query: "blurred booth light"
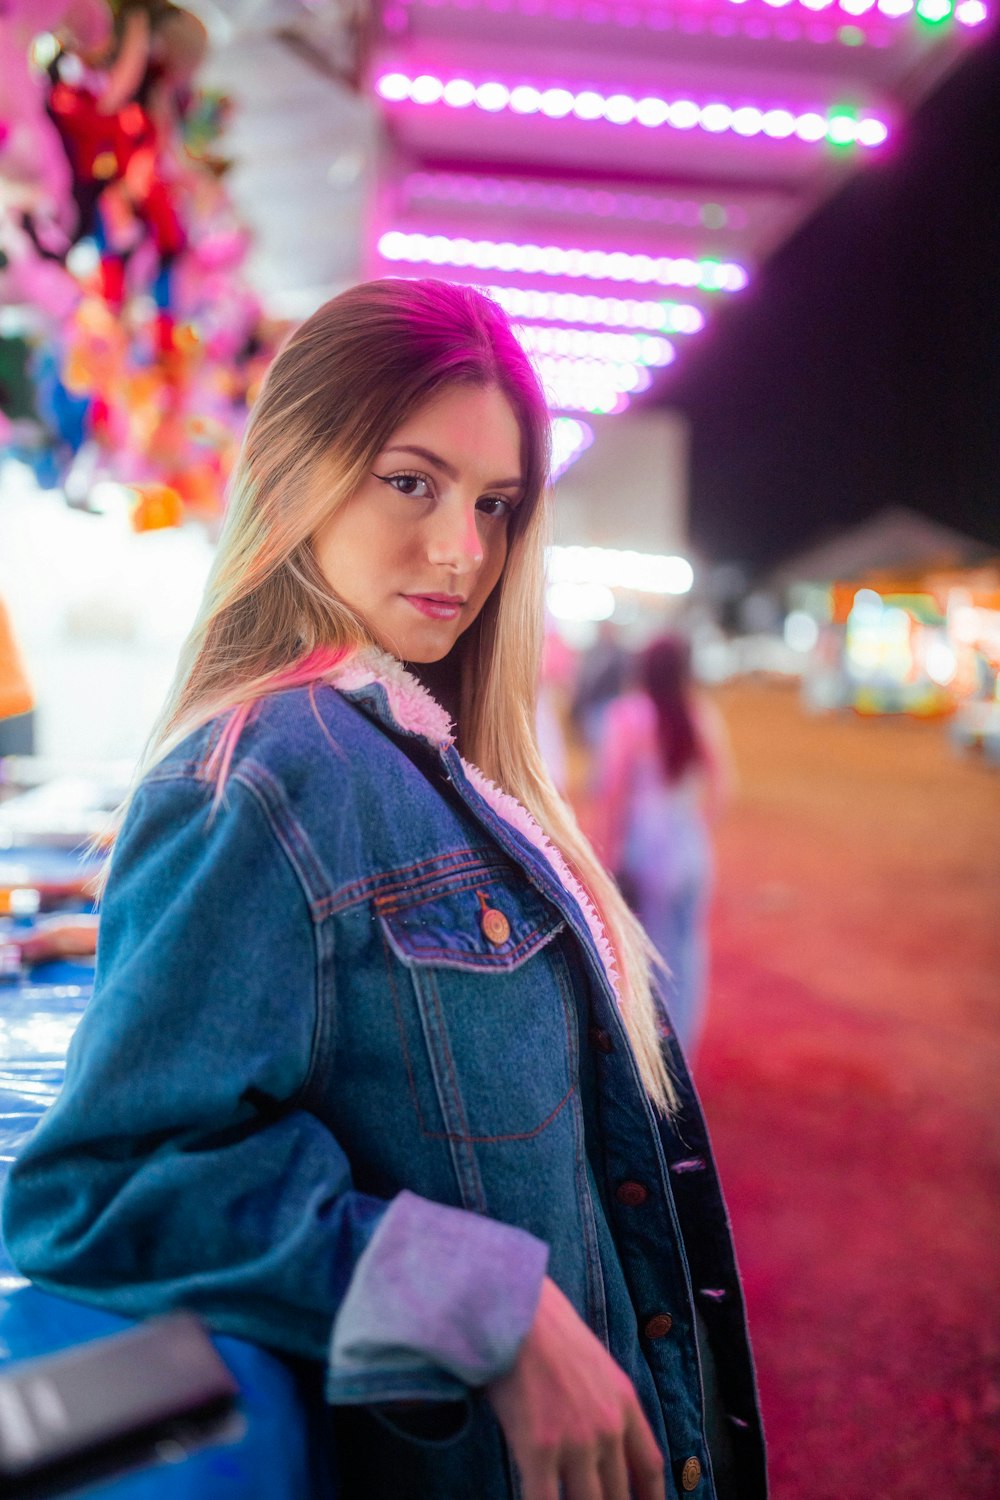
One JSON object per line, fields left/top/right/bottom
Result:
{"left": 924, "top": 639, "right": 957, "bottom": 686}
{"left": 375, "top": 73, "right": 891, "bottom": 149}
{"left": 550, "top": 417, "right": 594, "bottom": 478}
{"left": 547, "top": 546, "right": 694, "bottom": 596}
{"left": 546, "top": 581, "right": 617, "bottom": 622}
{"left": 784, "top": 610, "right": 820, "bottom": 652}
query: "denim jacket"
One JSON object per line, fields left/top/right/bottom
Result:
{"left": 2, "top": 650, "right": 766, "bottom": 1500}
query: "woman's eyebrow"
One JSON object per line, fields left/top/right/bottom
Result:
{"left": 381, "top": 444, "right": 524, "bottom": 490}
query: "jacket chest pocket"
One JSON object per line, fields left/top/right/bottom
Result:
{"left": 377, "top": 874, "right": 575, "bottom": 1143}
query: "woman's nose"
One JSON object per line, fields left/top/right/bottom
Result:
{"left": 425, "top": 498, "right": 483, "bottom": 571}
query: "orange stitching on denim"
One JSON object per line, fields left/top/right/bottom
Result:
{"left": 322, "top": 849, "right": 500, "bottom": 915}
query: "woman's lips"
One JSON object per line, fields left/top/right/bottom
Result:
{"left": 403, "top": 594, "right": 465, "bottom": 620}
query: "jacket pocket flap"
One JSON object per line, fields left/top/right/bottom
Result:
{"left": 377, "top": 877, "right": 563, "bottom": 973}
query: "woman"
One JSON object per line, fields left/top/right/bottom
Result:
{"left": 598, "top": 636, "right": 733, "bottom": 1060}
{"left": 2, "top": 280, "right": 763, "bottom": 1500}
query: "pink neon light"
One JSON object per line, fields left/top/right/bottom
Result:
{"left": 393, "top": 0, "right": 985, "bottom": 28}
{"left": 404, "top": 171, "right": 749, "bottom": 232}
{"left": 374, "top": 73, "right": 891, "bottom": 148}
{"left": 377, "top": 231, "right": 749, "bottom": 292}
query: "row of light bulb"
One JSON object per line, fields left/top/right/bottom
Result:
{"left": 378, "top": 232, "right": 748, "bottom": 291}
{"left": 376, "top": 73, "right": 891, "bottom": 148}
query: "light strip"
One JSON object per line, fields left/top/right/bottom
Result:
{"left": 377, "top": 232, "right": 749, "bottom": 292}
{"left": 514, "top": 324, "right": 676, "bottom": 367}
{"left": 375, "top": 73, "right": 891, "bottom": 148}
{"left": 485, "top": 285, "right": 705, "bottom": 334}
{"left": 391, "top": 0, "right": 986, "bottom": 25}
{"left": 404, "top": 171, "right": 750, "bottom": 233}
{"left": 547, "top": 545, "right": 695, "bottom": 596}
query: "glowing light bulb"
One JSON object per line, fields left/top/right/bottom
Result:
{"left": 510, "top": 84, "right": 542, "bottom": 113}
{"left": 442, "top": 78, "right": 476, "bottom": 107}
{"left": 827, "top": 114, "right": 858, "bottom": 144}
{"left": 762, "top": 109, "right": 796, "bottom": 138}
{"left": 857, "top": 117, "right": 889, "bottom": 146}
{"left": 700, "top": 103, "right": 733, "bottom": 132}
{"left": 540, "top": 88, "right": 575, "bottom": 117}
{"left": 377, "top": 72, "right": 411, "bottom": 101}
{"left": 410, "top": 74, "right": 443, "bottom": 104}
{"left": 955, "top": 0, "right": 987, "bottom": 21}
{"left": 636, "top": 97, "right": 671, "bottom": 127}
{"left": 669, "top": 100, "right": 700, "bottom": 129}
{"left": 573, "top": 90, "right": 605, "bottom": 120}
{"left": 731, "top": 106, "right": 764, "bottom": 136}
{"left": 604, "top": 94, "right": 636, "bottom": 124}
{"left": 475, "top": 81, "right": 510, "bottom": 110}
{"left": 916, "top": 0, "right": 952, "bottom": 17}
{"left": 795, "top": 112, "right": 829, "bottom": 141}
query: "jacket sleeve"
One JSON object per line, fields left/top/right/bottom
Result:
{"left": 1, "top": 767, "right": 547, "bottom": 1401}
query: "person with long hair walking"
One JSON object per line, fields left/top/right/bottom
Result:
{"left": 598, "top": 635, "right": 733, "bottom": 1059}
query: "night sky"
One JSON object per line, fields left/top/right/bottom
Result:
{"left": 665, "top": 23, "right": 1000, "bottom": 576}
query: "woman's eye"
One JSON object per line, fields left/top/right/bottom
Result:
{"left": 375, "top": 471, "right": 432, "bottom": 499}
{"left": 477, "top": 495, "right": 514, "bottom": 519}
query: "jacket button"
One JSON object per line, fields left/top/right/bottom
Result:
{"left": 481, "top": 908, "right": 511, "bottom": 945}
{"left": 681, "top": 1457, "right": 702, "bottom": 1491}
{"left": 588, "top": 1026, "right": 613, "bottom": 1054}
{"left": 643, "top": 1314, "right": 673, "bottom": 1340}
{"left": 615, "top": 1180, "right": 649, "bottom": 1207}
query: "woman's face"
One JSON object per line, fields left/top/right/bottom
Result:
{"left": 313, "top": 384, "right": 525, "bottom": 663}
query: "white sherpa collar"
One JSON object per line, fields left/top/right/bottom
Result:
{"left": 328, "top": 646, "right": 456, "bottom": 749}
{"left": 327, "top": 647, "right": 622, "bottom": 1004}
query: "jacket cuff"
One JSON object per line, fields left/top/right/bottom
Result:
{"left": 326, "top": 1190, "right": 549, "bottom": 1405}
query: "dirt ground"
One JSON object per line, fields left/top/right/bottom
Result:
{"left": 692, "top": 680, "right": 1000, "bottom": 1500}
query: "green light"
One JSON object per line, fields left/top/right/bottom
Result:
{"left": 837, "top": 24, "right": 866, "bottom": 44}
{"left": 916, "top": 0, "right": 952, "bottom": 19}
{"left": 701, "top": 204, "right": 728, "bottom": 230}
{"left": 827, "top": 114, "right": 858, "bottom": 145}
{"left": 697, "top": 259, "right": 723, "bottom": 291}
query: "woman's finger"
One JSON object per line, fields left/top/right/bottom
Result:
{"left": 623, "top": 1402, "right": 667, "bottom": 1500}
{"left": 596, "top": 1433, "right": 632, "bottom": 1500}
{"left": 515, "top": 1448, "right": 561, "bottom": 1500}
{"left": 561, "top": 1449, "right": 604, "bottom": 1500}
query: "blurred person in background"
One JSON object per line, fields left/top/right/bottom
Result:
{"left": 570, "top": 617, "right": 629, "bottom": 754}
{"left": 597, "top": 634, "right": 734, "bottom": 1060}
{"left": 3, "top": 282, "right": 762, "bottom": 1500}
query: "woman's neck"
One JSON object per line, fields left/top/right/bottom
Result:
{"left": 403, "top": 655, "right": 462, "bottom": 728}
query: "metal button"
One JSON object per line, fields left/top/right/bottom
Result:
{"left": 643, "top": 1314, "right": 673, "bottom": 1340}
{"left": 481, "top": 908, "right": 511, "bottom": 946}
{"left": 615, "top": 1180, "right": 649, "bottom": 1207}
{"left": 588, "top": 1026, "right": 613, "bottom": 1054}
{"left": 681, "top": 1457, "right": 702, "bottom": 1491}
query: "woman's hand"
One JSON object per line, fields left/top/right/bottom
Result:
{"left": 486, "top": 1276, "right": 666, "bottom": 1500}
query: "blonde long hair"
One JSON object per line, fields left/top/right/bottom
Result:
{"left": 125, "top": 278, "right": 675, "bottom": 1113}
